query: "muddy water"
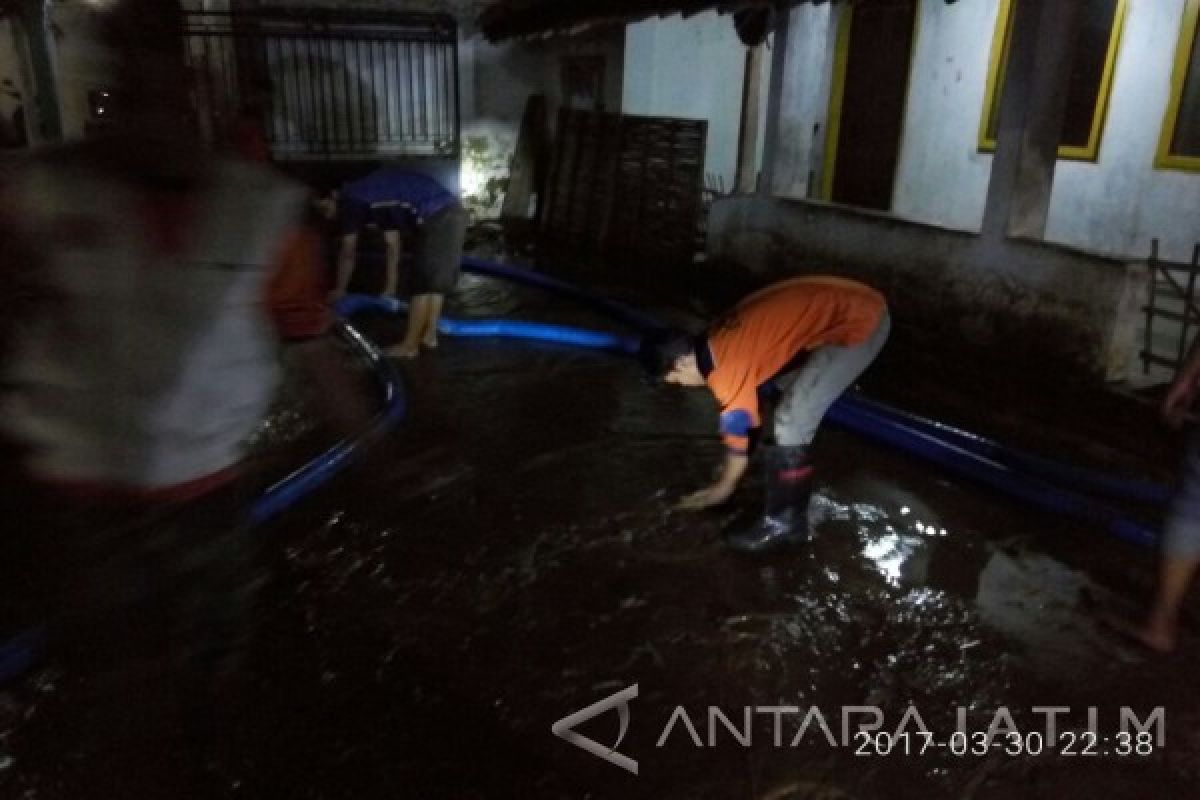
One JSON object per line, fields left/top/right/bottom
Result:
{"left": 2, "top": 276, "right": 1197, "bottom": 799}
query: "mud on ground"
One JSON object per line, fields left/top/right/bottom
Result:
{"left": 1, "top": 274, "right": 1195, "bottom": 800}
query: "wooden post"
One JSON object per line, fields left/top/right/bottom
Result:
{"left": 502, "top": 93, "right": 548, "bottom": 221}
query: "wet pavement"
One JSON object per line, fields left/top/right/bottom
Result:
{"left": 2, "top": 273, "right": 1199, "bottom": 799}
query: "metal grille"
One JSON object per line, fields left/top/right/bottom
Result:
{"left": 1142, "top": 239, "right": 1200, "bottom": 379}
{"left": 541, "top": 108, "right": 707, "bottom": 266}
{"left": 182, "top": 9, "right": 459, "bottom": 160}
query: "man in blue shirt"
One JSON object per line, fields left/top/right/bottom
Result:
{"left": 317, "top": 167, "right": 467, "bottom": 358}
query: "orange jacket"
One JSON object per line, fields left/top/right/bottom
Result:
{"left": 703, "top": 276, "right": 886, "bottom": 453}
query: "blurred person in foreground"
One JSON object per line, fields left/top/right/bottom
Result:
{"left": 1125, "top": 340, "right": 1200, "bottom": 652}
{"left": 0, "top": 0, "right": 368, "bottom": 793}
{"left": 644, "top": 276, "right": 889, "bottom": 553}
{"left": 315, "top": 167, "right": 467, "bottom": 358}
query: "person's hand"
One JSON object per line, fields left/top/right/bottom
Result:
{"left": 675, "top": 484, "right": 733, "bottom": 511}
{"left": 1162, "top": 376, "right": 1198, "bottom": 429}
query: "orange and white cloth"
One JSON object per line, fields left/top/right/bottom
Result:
{"left": 0, "top": 151, "right": 326, "bottom": 501}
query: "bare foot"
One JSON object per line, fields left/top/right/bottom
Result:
{"left": 387, "top": 342, "right": 419, "bottom": 359}
{"left": 1133, "top": 618, "right": 1177, "bottom": 653}
{"left": 1102, "top": 611, "right": 1177, "bottom": 653}
{"left": 422, "top": 333, "right": 438, "bottom": 349}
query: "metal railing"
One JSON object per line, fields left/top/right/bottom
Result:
{"left": 1141, "top": 238, "right": 1200, "bottom": 378}
{"left": 182, "top": 9, "right": 460, "bottom": 160}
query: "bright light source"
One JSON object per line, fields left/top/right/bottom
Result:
{"left": 460, "top": 158, "right": 484, "bottom": 198}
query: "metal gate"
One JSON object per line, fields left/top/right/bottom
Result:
{"left": 181, "top": 9, "right": 459, "bottom": 160}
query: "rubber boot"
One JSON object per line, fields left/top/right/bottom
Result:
{"left": 726, "top": 445, "right": 814, "bottom": 553}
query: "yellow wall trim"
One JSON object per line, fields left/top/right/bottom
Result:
{"left": 820, "top": 0, "right": 921, "bottom": 203}
{"left": 978, "top": 0, "right": 1128, "bottom": 163}
{"left": 821, "top": 5, "right": 853, "bottom": 201}
{"left": 1156, "top": 0, "right": 1200, "bottom": 172}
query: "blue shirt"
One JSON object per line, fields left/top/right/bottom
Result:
{"left": 340, "top": 168, "right": 456, "bottom": 226}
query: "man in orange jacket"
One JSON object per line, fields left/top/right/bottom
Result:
{"left": 648, "top": 276, "right": 890, "bottom": 552}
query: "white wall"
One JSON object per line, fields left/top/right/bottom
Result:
{"left": 621, "top": 20, "right": 657, "bottom": 116}
{"left": 891, "top": 0, "right": 1200, "bottom": 261}
{"left": 891, "top": 0, "right": 999, "bottom": 232}
{"left": 622, "top": 11, "right": 748, "bottom": 192}
{"left": 1046, "top": 0, "right": 1200, "bottom": 262}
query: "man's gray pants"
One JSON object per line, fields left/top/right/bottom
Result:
{"left": 773, "top": 311, "right": 891, "bottom": 447}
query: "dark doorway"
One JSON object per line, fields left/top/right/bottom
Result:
{"left": 826, "top": 0, "right": 917, "bottom": 211}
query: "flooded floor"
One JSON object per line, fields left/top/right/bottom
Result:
{"left": 2, "top": 274, "right": 1198, "bottom": 799}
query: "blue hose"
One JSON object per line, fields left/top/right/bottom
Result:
{"left": 836, "top": 393, "right": 1172, "bottom": 507}
{"left": 250, "top": 320, "right": 407, "bottom": 525}
{"left": 351, "top": 254, "right": 671, "bottom": 336}
{"left": 825, "top": 400, "right": 1159, "bottom": 549}
{"left": 461, "top": 256, "right": 673, "bottom": 336}
{"left": 334, "top": 294, "right": 642, "bottom": 355}
{"left": 440, "top": 317, "right": 641, "bottom": 354}
{"left": 0, "top": 627, "right": 46, "bottom": 688}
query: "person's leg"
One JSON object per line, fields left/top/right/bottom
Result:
{"left": 422, "top": 293, "right": 444, "bottom": 348}
{"left": 1136, "top": 438, "right": 1200, "bottom": 651}
{"left": 331, "top": 199, "right": 369, "bottom": 298}
{"left": 728, "top": 312, "right": 890, "bottom": 553}
{"left": 774, "top": 311, "right": 891, "bottom": 448}
{"left": 381, "top": 229, "right": 401, "bottom": 298}
{"left": 1140, "top": 556, "right": 1200, "bottom": 652}
{"left": 389, "top": 293, "right": 431, "bottom": 359}
{"left": 390, "top": 204, "right": 465, "bottom": 359}
{"left": 417, "top": 204, "right": 465, "bottom": 350}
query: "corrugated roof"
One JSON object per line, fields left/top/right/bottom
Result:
{"left": 478, "top": 0, "right": 941, "bottom": 42}
{"left": 479, "top": 0, "right": 769, "bottom": 41}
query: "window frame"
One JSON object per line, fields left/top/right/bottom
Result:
{"left": 977, "top": 0, "right": 1128, "bottom": 162}
{"left": 1156, "top": 0, "right": 1200, "bottom": 172}
{"left": 820, "top": 0, "right": 922, "bottom": 203}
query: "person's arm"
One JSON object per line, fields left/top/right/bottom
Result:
{"left": 382, "top": 229, "right": 401, "bottom": 297}
{"left": 331, "top": 232, "right": 357, "bottom": 300}
{"left": 1164, "top": 336, "right": 1200, "bottom": 428}
{"left": 268, "top": 229, "right": 373, "bottom": 435}
{"left": 676, "top": 452, "right": 749, "bottom": 510}
{"left": 676, "top": 405, "right": 757, "bottom": 511}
